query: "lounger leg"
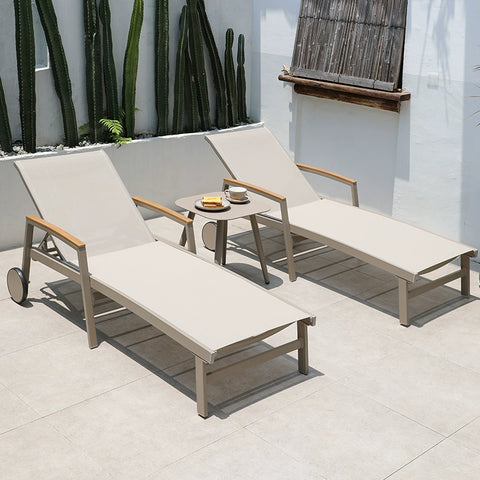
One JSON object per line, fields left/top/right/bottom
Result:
{"left": 398, "top": 278, "right": 410, "bottom": 327}
{"left": 283, "top": 227, "right": 296, "bottom": 282}
{"left": 297, "top": 321, "right": 309, "bottom": 374}
{"left": 179, "top": 212, "right": 196, "bottom": 247}
{"left": 461, "top": 254, "right": 470, "bottom": 296}
{"left": 195, "top": 356, "right": 208, "bottom": 418}
{"left": 78, "top": 249, "right": 98, "bottom": 349}
{"left": 21, "top": 221, "right": 34, "bottom": 284}
{"left": 249, "top": 215, "right": 270, "bottom": 284}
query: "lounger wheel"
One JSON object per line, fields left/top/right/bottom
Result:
{"left": 202, "top": 221, "right": 217, "bottom": 251}
{"left": 7, "top": 267, "right": 28, "bottom": 304}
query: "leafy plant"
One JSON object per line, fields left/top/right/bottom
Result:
{"left": 99, "top": 116, "right": 131, "bottom": 145}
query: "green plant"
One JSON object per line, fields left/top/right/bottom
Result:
{"left": 122, "top": 0, "right": 144, "bottom": 138}
{"left": 0, "top": 75, "right": 12, "bottom": 153}
{"left": 35, "top": 0, "right": 78, "bottom": 147}
{"left": 14, "top": 0, "right": 36, "bottom": 153}
{"left": 99, "top": 117, "right": 131, "bottom": 145}
{"left": 99, "top": 0, "right": 119, "bottom": 121}
{"left": 84, "top": 0, "right": 103, "bottom": 142}
{"left": 236, "top": 34, "right": 248, "bottom": 123}
{"left": 185, "top": 48, "right": 199, "bottom": 133}
{"left": 172, "top": 6, "right": 188, "bottom": 134}
{"left": 224, "top": 28, "right": 237, "bottom": 127}
{"left": 197, "top": 0, "right": 226, "bottom": 129}
{"left": 187, "top": 0, "right": 211, "bottom": 131}
{"left": 155, "top": 0, "right": 169, "bottom": 136}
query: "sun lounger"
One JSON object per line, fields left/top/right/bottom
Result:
{"left": 205, "top": 125, "right": 477, "bottom": 326}
{"left": 6, "top": 149, "right": 314, "bottom": 417}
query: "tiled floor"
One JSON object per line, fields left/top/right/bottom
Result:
{"left": 1, "top": 216, "right": 479, "bottom": 479}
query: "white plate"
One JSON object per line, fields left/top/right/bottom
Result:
{"left": 226, "top": 194, "right": 249, "bottom": 204}
{"left": 195, "top": 198, "right": 231, "bottom": 212}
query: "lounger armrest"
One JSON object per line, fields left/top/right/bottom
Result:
{"left": 26, "top": 215, "right": 85, "bottom": 250}
{"left": 296, "top": 163, "right": 359, "bottom": 207}
{"left": 222, "top": 178, "right": 286, "bottom": 202}
{"left": 132, "top": 196, "right": 196, "bottom": 253}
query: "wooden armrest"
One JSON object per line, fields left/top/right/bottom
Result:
{"left": 132, "top": 196, "right": 193, "bottom": 225}
{"left": 296, "top": 163, "right": 356, "bottom": 185}
{"left": 296, "top": 163, "right": 359, "bottom": 207}
{"left": 222, "top": 178, "right": 285, "bottom": 202}
{"left": 26, "top": 215, "right": 85, "bottom": 250}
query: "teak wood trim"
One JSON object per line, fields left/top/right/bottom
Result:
{"left": 132, "top": 196, "right": 193, "bottom": 225}
{"left": 222, "top": 177, "right": 285, "bottom": 202}
{"left": 26, "top": 214, "right": 85, "bottom": 250}
{"left": 279, "top": 74, "right": 410, "bottom": 113}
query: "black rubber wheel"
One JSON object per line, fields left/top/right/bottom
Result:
{"left": 7, "top": 267, "right": 28, "bottom": 304}
{"left": 201, "top": 221, "right": 217, "bottom": 252}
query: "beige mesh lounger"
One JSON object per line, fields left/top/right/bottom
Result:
{"left": 205, "top": 125, "right": 477, "bottom": 326}
{"left": 6, "top": 150, "right": 314, "bottom": 417}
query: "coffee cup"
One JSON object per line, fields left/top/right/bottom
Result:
{"left": 225, "top": 186, "right": 247, "bottom": 200}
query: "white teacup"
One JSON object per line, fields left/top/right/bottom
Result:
{"left": 226, "top": 186, "right": 247, "bottom": 200}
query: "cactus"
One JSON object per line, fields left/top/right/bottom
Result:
{"left": 99, "top": 0, "right": 119, "bottom": 121}
{"left": 236, "top": 34, "right": 247, "bottom": 123}
{"left": 0, "top": 75, "right": 13, "bottom": 153}
{"left": 172, "top": 6, "right": 188, "bottom": 134}
{"left": 35, "top": 0, "right": 78, "bottom": 147}
{"left": 84, "top": 0, "right": 103, "bottom": 142}
{"left": 185, "top": 49, "right": 199, "bottom": 133}
{"left": 14, "top": 0, "right": 36, "bottom": 153}
{"left": 197, "top": 0, "right": 226, "bottom": 129}
{"left": 187, "top": 0, "right": 210, "bottom": 131}
{"left": 122, "top": 0, "right": 144, "bottom": 138}
{"left": 155, "top": 0, "right": 169, "bottom": 136}
{"left": 224, "top": 28, "right": 237, "bottom": 126}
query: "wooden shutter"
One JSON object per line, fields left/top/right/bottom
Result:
{"left": 290, "top": 0, "right": 408, "bottom": 92}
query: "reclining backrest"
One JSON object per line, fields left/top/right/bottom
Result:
{"left": 206, "top": 126, "right": 319, "bottom": 207}
{"left": 15, "top": 149, "right": 154, "bottom": 261}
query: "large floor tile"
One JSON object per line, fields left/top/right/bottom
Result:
{"left": 0, "top": 384, "right": 39, "bottom": 434}
{"left": 248, "top": 383, "right": 443, "bottom": 480}
{"left": 452, "top": 417, "right": 480, "bottom": 453}
{"left": 150, "top": 428, "right": 326, "bottom": 479}
{"left": 0, "top": 331, "right": 150, "bottom": 416}
{"left": 46, "top": 375, "right": 239, "bottom": 479}
{"left": 341, "top": 345, "right": 480, "bottom": 435}
{"left": 0, "top": 419, "right": 113, "bottom": 480}
{"left": 388, "top": 438, "right": 480, "bottom": 480}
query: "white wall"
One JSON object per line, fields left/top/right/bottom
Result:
{"left": 254, "top": 0, "right": 480, "bottom": 259}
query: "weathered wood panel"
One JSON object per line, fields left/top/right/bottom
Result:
{"left": 291, "top": 0, "right": 408, "bottom": 92}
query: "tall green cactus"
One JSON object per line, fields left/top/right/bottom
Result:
{"left": 236, "top": 34, "right": 247, "bottom": 124}
{"left": 185, "top": 49, "right": 199, "bottom": 133}
{"left": 0, "top": 75, "right": 13, "bottom": 153}
{"left": 35, "top": 0, "right": 78, "bottom": 147}
{"left": 99, "top": 0, "right": 119, "bottom": 121}
{"left": 14, "top": 0, "right": 36, "bottom": 153}
{"left": 172, "top": 6, "right": 188, "bottom": 134}
{"left": 197, "top": 0, "right": 226, "bottom": 129}
{"left": 224, "top": 28, "right": 237, "bottom": 127}
{"left": 122, "top": 0, "right": 144, "bottom": 138}
{"left": 84, "top": 0, "right": 103, "bottom": 142}
{"left": 155, "top": 0, "right": 169, "bottom": 136}
{"left": 187, "top": 0, "right": 210, "bottom": 131}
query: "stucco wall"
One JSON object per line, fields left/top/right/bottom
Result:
{"left": 254, "top": 0, "right": 480, "bottom": 260}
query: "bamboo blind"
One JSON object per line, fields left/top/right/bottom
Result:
{"left": 291, "top": 0, "right": 408, "bottom": 91}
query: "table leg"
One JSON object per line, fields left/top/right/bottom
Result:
{"left": 179, "top": 211, "right": 195, "bottom": 246}
{"left": 249, "top": 215, "right": 270, "bottom": 284}
{"left": 214, "top": 220, "right": 227, "bottom": 265}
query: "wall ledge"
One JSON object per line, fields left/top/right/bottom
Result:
{"left": 279, "top": 74, "right": 410, "bottom": 113}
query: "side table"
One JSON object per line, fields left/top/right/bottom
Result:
{"left": 175, "top": 192, "right": 271, "bottom": 283}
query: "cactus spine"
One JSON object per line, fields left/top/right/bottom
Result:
{"left": 197, "top": 0, "right": 226, "bottom": 129}
{"left": 172, "top": 6, "right": 187, "bottom": 134}
{"left": 99, "top": 0, "right": 119, "bottom": 121}
{"left": 35, "top": 0, "right": 78, "bottom": 147}
{"left": 224, "top": 28, "right": 237, "bottom": 127}
{"left": 14, "top": 0, "right": 36, "bottom": 153}
{"left": 0, "top": 75, "right": 12, "bottom": 152}
{"left": 155, "top": 0, "right": 169, "bottom": 136}
{"left": 236, "top": 34, "right": 247, "bottom": 123}
{"left": 187, "top": 0, "right": 210, "bottom": 131}
{"left": 84, "top": 0, "right": 103, "bottom": 142}
{"left": 122, "top": 0, "right": 144, "bottom": 138}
